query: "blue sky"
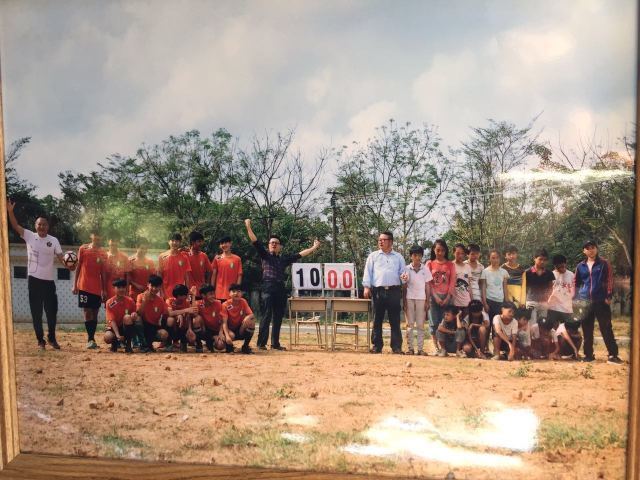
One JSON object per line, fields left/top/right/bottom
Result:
{"left": 1, "top": 0, "right": 636, "bottom": 196}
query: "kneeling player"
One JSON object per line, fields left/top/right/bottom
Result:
{"left": 192, "top": 284, "right": 227, "bottom": 353}
{"left": 435, "top": 306, "right": 466, "bottom": 357}
{"left": 461, "top": 300, "right": 490, "bottom": 358}
{"left": 136, "top": 275, "right": 170, "bottom": 352}
{"left": 551, "top": 318, "right": 582, "bottom": 360}
{"left": 222, "top": 284, "right": 255, "bottom": 354}
{"left": 104, "top": 278, "right": 138, "bottom": 353}
{"left": 165, "top": 284, "right": 198, "bottom": 352}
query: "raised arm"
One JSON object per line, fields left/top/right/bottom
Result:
{"left": 299, "top": 239, "right": 321, "bottom": 257}
{"left": 244, "top": 219, "right": 258, "bottom": 243}
{"left": 6, "top": 199, "right": 24, "bottom": 237}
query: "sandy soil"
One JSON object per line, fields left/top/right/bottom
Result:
{"left": 15, "top": 328, "right": 629, "bottom": 479}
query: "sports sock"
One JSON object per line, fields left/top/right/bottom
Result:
{"left": 243, "top": 328, "right": 255, "bottom": 347}
{"left": 85, "top": 320, "right": 97, "bottom": 342}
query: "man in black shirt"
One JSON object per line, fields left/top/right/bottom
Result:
{"left": 244, "top": 219, "right": 321, "bottom": 350}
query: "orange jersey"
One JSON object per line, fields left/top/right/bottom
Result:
{"left": 187, "top": 250, "right": 212, "bottom": 289}
{"left": 166, "top": 296, "right": 191, "bottom": 313}
{"left": 105, "top": 295, "right": 136, "bottom": 330}
{"left": 136, "top": 292, "right": 168, "bottom": 326}
{"left": 197, "top": 299, "right": 226, "bottom": 332}
{"left": 158, "top": 251, "right": 192, "bottom": 298}
{"left": 105, "top": 250, "right": 131, "bottom": 298}
{"left": 222, "top": 298, "right": 253, "bottom": 330}
{"left": 212, "top": 254, "right": 242, "bottom": 300}
{"left": 128, "top": 256, "right": 155, "bottom": 299}
{"left": 76, "top": 244, "right": 107, "bottom": 296}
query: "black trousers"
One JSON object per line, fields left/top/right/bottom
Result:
{"left": 579, "top": 300, "right": 618, "bottom": 358}
{"left": 257, "top": 282, "right": 287, "bottom": 348}
{"left": 28, "top": 276, "right": 58, "bottom": 342}
{"left": 371, "top": 287, "right": 402, "bottom": 351}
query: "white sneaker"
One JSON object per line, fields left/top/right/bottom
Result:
{"left": 437, "top": 350, "right": 447, "bottom": 357}
{"left": 86, "top": 340, "right": 98, "bottom": 350}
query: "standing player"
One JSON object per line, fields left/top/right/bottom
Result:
{"left": 211, "top": 235, "right": 243, "bottom": 302}
{"left": 136, "top": 274, "right": 170, "bottom": 352}
{"left": 73, "top": 227, "right": 107, "bottom": 349}
{"left": 222, "top": 284, "right": 256, "bottom": 354}
{"left": 165, "top": 284, "right": 198, "bottom": 352}
{"left": 6, "top": 199, "right": 73, "bottom": 350}
{"left": 104, "top": 233, "right": 130, "bottom": 299}
{"left": 157, "top": 233, "right": 193, "bottom": 299}
{"left": 104, "top": 279, "right": 138, "bottom": 353}
{"left": 501, "top": 245, "right": 526, "bottom": 306}
{"left": 187, "top": 231, "right": 213, "bottom": 294}
{"left": 192, "top": 284, "right": 227, "bottom": 352}
{"left": 128, "top": 238, "right": 155, "bottom": 300}
{"left": 244, "top": 219, "right": 321, "bottom": 351}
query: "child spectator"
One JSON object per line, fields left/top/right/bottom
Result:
{"left": 501, "top": 245, "right": 526, "bottom": 306}
{"left": 435, "top": 305, "right": 466, "bottom": 357}
{"left": 403, "top": 245, "right": 432, "bottom": 355}
{"left": 520, "top": 248, "right": 555, "bottom": 345}
{"left": 452, "top": 243, "right": 472, "bottom": 318}
{"left": 547, "top": 254, "right": 575, "bottom": 327}
{"left": 492, "top": 302, "right": 518, "bottom": 361}
{"left": 461, "top": 299, "right": 490, "bottom": 358}
{"left": 465, "top": 243, "right": 484, "bottom": 301}
{"left": 426, "top": 239, "right": 456, "bottom": 353}
{"left": 551, "top": 317, "right": 583, "bottom": 360}
{"left": 480, "top": 249, "right": 509, "bottom": 330}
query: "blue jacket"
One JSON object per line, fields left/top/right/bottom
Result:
{"left": 574, "top": 256, "right": 613, "bottom": 302}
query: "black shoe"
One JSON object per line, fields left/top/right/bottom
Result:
{"left": 392, "top": 349, "right": 404, "bottom": 355}
{"left": 258, "top": 345, "right": 268, "bottom": 351}
{"left": 271, "top": 345, "right": 287, "bottom": 351}
{"left": 47, "top": 337, "right": 61, "bottom": 350}
{"left": 582, "top": 355, "right": 595, "bottom": 362}
{"left": 225, "top": 343, "right": 234, "bottom": 353}
{"left": 205, "top": 339, "right": 214, "bottom": 352}
{"left": 180, "top": 341, "right": 188, "bottom": 353}
{"left": 37, "top": 340, "right": 46, "bottom": 351}
{"left": 369, "top": 348, "right": 382, "bottom": 354}
{"left": 125, "top": 345, "right": 134, "bottom": 354}
{"left": 241, "top": 345, "right": 254, "bottom": 354}
{"left": 607, "top": 355, "right": 623, "bottom": 365}
{"left": 110, "top": 341, "right": 119, "bottom": 353}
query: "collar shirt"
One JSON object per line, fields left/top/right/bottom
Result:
{"left": 362, "top": 249, "right": 405, "bottom": 288}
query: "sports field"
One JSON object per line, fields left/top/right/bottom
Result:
{"left": 15, "top": 327, "right": 629, "bottom": 480}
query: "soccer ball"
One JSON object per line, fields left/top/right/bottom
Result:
{"left": 63, "top": 251, "right": 78, "bottom": 268}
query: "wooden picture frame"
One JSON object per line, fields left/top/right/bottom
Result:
{"left": 0, "top": 14, "right": 639, "bottom": 480}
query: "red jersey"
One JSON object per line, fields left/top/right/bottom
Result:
{"left": 128, "top": 256, "right": 155, "bottom": 299}
{"left": 76, "top": 244, "right": 107, "bottom": 296}
{"left": 166, "top": 296, "right": 191, "bottom": 313}
{"left": 212, "top": 254, "right": 242, "bottom": 300}
{"left": 222, "top": 298, "right": 253, "bottom": 330}
{"left": 136, "top": 292, "right": 168, "bottom": 326}
{"left": 105, "top": 295, "right": 136, "bottom": 330}
{"left": 105, "top": 250, "right": 130, "bottom": 298}
{"left": 187, "top": 250, "right": 213, "bottom": 290}
{"left": 197, "top": 299, "right": 226, "bottom": 332}
{"left": 157, "top": 251, "right": 192, "bottom": 299}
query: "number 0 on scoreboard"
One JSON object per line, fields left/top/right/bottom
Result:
{"left": 292, "top": 263, "right": 323, "bottom": 290}
{"left": 323, "top": 263, "right": 356, "bottom": 290}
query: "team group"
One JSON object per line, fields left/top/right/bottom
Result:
{"left": 362, "top": 232, "right": 622, "bottom": 364}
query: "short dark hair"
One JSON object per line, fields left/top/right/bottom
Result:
{"left": 199, "top": 284, "right": 215, "bottom": 295}
{"left": 505, "top": 245, "right": 519, "bottom": 254}
{"left": 218, "top": 235, "right": 232, "bottom": 244}
{"left": 552, "top": 254, "right": 567, "bottom": 266}
{"left": 501, "top": 301, "right": 516, "bottom": 311}
{"left": 172, "top": 284, "right": 189, "bottom": 297}
{"left": 379, "top": 231, "right": 394, "bottom": 241}
{"left": 269, "top": 235, "right": 282, "bottom": 244}
{"left": 188, "top": 231, "right": 204, "bottom": 244}
{"left": 443, "top": 305, "right": 459, "bottom": 316}
{"left": 583, "top": 240, "right": 598, "bottom": 249}
{"left": 35, "top": 215, "right": 50, "bottom": 224}
{"left": 148, "top": 274, "right": 163, "bottom": 287}
{"left": 169, "top": 233, "right": 182, "bottom": 241}
{"left": 454, "top": 243, "right": 469, "bottom": 255}
{"left": 468, "top": 243, "right": 480, "bottom": 253}
{"left": 228, "top": 283, "right": 243, "bottom": 292}
{"left": 89, "top": 225, "right": 102, "bottom": 236}
{"left": 514, "top": 307, "right": 531, "bottom": 320}
{"left": 112, "top": 278, "right": 127, "bottom": 288}
{"left": 430, "top": 239, "right": 449, "bottom": 261}
{"left": 468, "top": 299, "right": 484, "bottom": 313}
{"left": 136, "top": 237, "right": 149, "bottom": 248}
{"left": 409, "top": 245, "right": 424, "bottom": 256}
{"left": 534, "top": 248, "right": 549, "bottom": 259}
{"left": 107, "top": 231, "right": 121, "bottom": 241}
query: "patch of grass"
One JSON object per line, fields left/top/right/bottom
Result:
{"left": 274, "top": 384, "right": 295, "bottom": 399}
{"left": 180, "top": 385, "right": 197, "bottom": 396}
{"left": 207, "top": 395, "right": 223, "bottom": 402}
{"left": 43, "top": 383, "right": 70, "bottom": 397}
{"left": 537, "top": 420, "right": 625, "bottom": 451}
{"left": 462, "top": 407, "right": 486, "bottom": 429}
{"left": 509, "top": 361, "right": 532, "bottom": 378}
{"left": 219, "top": 426, "right": 257, "bottom": 448}
{"left": 580, "top": 364, "right": 595, "bottom": 379}
{"left": 340, "top": 400, "right": 374, "bottom": 408}
{"left": 100, "top": 433, "right": 146, "bottom": 457}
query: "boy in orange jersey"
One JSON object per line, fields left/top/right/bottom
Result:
{"left": 104, "top": 233, "right": 130, "bottom": 299}
{"left": 157, "top": 233, "right": 193, "bottom": 299}
{"left": 136, "top": 275, "right": 170, "bottom": 353}
{"left": 192, "top": 284, "right": 227, "bottom": 353}
{"left": 165, "top": 284, "right": 198, "bottom": 352}
{"left": 211, "top": 235, "right": 243, "bottom": 302}
{"left": 128, "top": 238, "right": 155, "bottom": 300}
{"left": 73, "top": 227, "right": 107, "bottom": 349}
{"left": 222, "top": 284, "right": 255, "bottom": 354}
{"left": 104, "top": 279, "right": 138, "bottom": 353}
{"left": 187, "top": 231, "right": 212, "bottom": 293}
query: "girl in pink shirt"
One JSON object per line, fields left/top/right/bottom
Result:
{"left": 425, "top": 239, "right": 456, "bottom": 352}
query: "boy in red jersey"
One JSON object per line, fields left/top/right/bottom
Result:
{"left": 192, "top": 284, "right": 227, "bottom": 353}
{"left": 165, "top": 284, "right": 198, "bottom": 352}
{"left": 72, "top": 227, "right": 107, "bottom": 349}
{"left": 157, "top": 233, "right": 193, "bottom": 299}
{"left": 136, "top": 274, "right": 170, "bottom": 353}
{"left": 104, "top": 279, "right": 138, "bottom": 353}
{"left": 187, "top": 231, "right": 212, "bottom": 293}
{"left": 211, "top": 235, "right": 243, "bottom": 302}
{"left": 104, "top": 233, "right": 130, "bottom": 299}
{"left": 222, "top": 284, "right": 255, "bottom": 354}
{"left": 128, "top": 238, "right": 155, "bottom": 300}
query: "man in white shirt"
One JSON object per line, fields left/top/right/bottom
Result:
{"left": 7, "top": 199, "right": 73, "bottom": 349}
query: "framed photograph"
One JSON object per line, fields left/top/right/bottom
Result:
{"left": 0, "top": 1, "right": 639, "bottom": 479}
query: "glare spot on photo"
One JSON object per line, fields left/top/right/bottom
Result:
{"left": 281, "top": 404, "right": 319, "bottom": 427}
{"left": 499, "top": 168, "right": 634, "bottom": 185}
{"left": 280, "top": 432, "right": 310, "bottom": 443}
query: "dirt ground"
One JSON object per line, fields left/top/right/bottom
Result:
{"left": 14, "top": 327, "right": 630, "bottom": 480}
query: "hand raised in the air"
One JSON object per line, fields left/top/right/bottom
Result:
{"left": 6, "top": 198, "right": 15, "bottom": 213}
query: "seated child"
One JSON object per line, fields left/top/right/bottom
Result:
{"left": 492, "top": 302, "right": 518, "bottom": 361}
{"left": 436, "top": 305, "right": 466, "bottom": 357}
{"left": 534, "top": 316, "right": 559, "bottom": 360}
{"left": 461, "top": 299, "right": 490, "bottom": 358}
